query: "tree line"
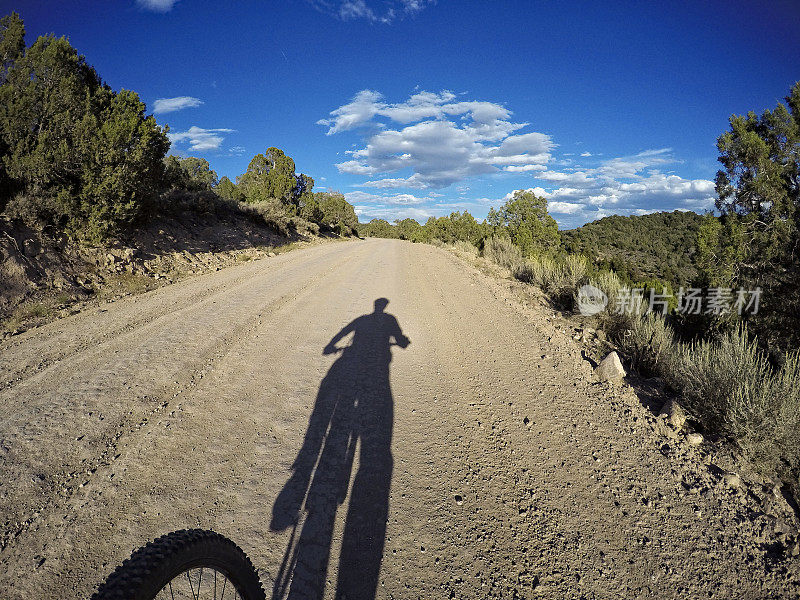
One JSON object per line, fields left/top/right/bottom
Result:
{"left": 0, "top": 13, "right": 358, "bottom": 242}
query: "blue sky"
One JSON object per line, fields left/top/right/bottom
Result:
{"left": 9, "top": 0, "right": 800, "bottom": 228}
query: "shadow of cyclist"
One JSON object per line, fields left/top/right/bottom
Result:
{"left": 270, "top": 298, "right": 410, "bottom": 600}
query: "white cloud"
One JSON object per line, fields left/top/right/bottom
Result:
{"left": 503, "top": 164, "right": 547, "bottom": 172}
{"left": 527, "top": 149, "right": 715, "bottom": 228}
{"left": 137, "top": 0, "right": 178, "bottom": 12}
{"left": 322, "top": 89, "right": 553, "bottom": 189}
{"left": 168, "top": 126, "right": 234, "bottom": 152}
{"left": 580, "top": 151, "right": 592, "bottom": 157}
{"left": 309, "top": 0, "right": 434, "bottom": 23}
{"left": 547, "top": 201, "right": 585, "bottom": 214}
{"left": 359, "top": 174, "right": 429, "bottom": 189}
{"left": 347, "top": 189, "right": 450, "bottom": 222}
{"left": 153, "top": 96, "right": 203, "bottom": 114}
{"left": 354, "top": 205, "right": 436, "bottom": 222}
{"left": 346, "top": 190, "right": 434, "bottom": 205}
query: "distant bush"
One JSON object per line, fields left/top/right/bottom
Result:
{"left": 358, "top": 219, "right": 399, "bottom": 239}
{"left": 483, "top": 235, "right": 524, "bottom": 272}
{"left": 312, "top": 191, "right": 358, "bottom": 235}
{"left": 561, "top": 210, "right": 704, "bottom": 288}
{"left": 486, "top": 189, "right": 559, "bottom": 256}
{"left": 452, "top": 239, "right": 479, "bottom": 257}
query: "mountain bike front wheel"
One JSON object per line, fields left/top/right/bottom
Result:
{"left": 91, "top": 529, "right": 266, "bottom": 600}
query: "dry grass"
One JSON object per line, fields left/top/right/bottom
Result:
{"left": 616, "top": 318, "right": 800, "bottom": 498}
{"left": 452, "top": 240, "right": 479, "bottom": 257}
{"left": 619, "top": 312, "right": 676, "bottom": 377}
{"left": 2, "top": 302, "right": 52, "bottom": 332}
{"left": 513, "top": 253, "right": 589, "bottom": 307}
{"left": 482, "top": 235, "right": 524, "bottom": 272}
{"left": 96, "top": 272, "right": 156, "bottom": 300}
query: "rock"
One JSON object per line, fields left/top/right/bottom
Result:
{"left": 267, "top": 252, "right": 276, "bottom": 257}
{"left": 660, "top": 399, "right": 686, "bottom": 429}
{"left": 686, "top": 432, "right": 704, "bottom": 446}
{"left": 722, "top": 473, "right": 741, "bottom": 488}
{"left": 595, "top": 351, "right": 625, "bottom": 382}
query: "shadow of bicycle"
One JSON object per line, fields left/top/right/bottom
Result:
{"left": 270, "top": 298, "right": 410, "bottom": 600}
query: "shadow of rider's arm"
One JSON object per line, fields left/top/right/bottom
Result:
{"left": 323, "top": 319, "right": 356, "bottom": 354}
{"left": 390, "top": 316, "right": 410, "bottom": 349}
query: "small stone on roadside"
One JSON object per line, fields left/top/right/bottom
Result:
{"left": 722, "top": 473, "right": 741, "bottom": 488}
{"left": 595, "top": 351, "right": 625, "bottom": 382}
{"left": 660, "top": 399, "right": 686, "bottom": 429}
{"left": 686, "top": 432, "right": 704, "bottom": 446}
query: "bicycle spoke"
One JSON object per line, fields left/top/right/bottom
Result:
{"left": 152, "top": 566, "right": 242, "bottom": 599}
{"left": 186, "top": 569, "right": 197, "bottom": 600}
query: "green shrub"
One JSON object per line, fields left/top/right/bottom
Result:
{"left": 0, "top": 26, "right": 169, "bottom": 241}
{"left": 157, "top": 190, "right": 237, "bottom": 217}
{"left": 238, "top": 199, "right": 298, "bottom": 236}
{"left": 452, "top": 239, "right": 479, "bottom": 256}
{"left": 483, "top": 235, "right": 524, "bottom": 272}
{"left": 617, "top": 312, "right": 677, "bottom": 377}
{"left": 618, "top": 319, "right": 800, "bottom": 501}
{"left": 4, "top": 192, "right": 68, "bottom": 227}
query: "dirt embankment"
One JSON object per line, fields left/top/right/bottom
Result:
{"left": 0, "top": 210, "right": 307, "bottom": 335}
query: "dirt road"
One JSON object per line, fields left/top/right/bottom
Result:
{"left": 1, "top": 238, "right": 797, "bottom": 599}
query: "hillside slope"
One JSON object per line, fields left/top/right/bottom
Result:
{"left": 562, "top": 210, "right": 705, "bottom": 286}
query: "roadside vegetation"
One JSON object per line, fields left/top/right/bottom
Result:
{"left": 360, "top": 82, "right": 800, "bottom": 504}
{"left": 0, "top": 12, "right": 358, "bottom": 332}
{"left": 0, "top": 13, "right": 358, "bottom": 244}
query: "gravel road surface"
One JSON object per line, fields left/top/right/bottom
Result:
{"left": 1, "top": 238, "right": 797, "bottom": 599}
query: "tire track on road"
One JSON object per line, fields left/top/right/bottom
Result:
{"left": 0, "top": 242, "right": 365, "bottom": 562}
{"left": 0, "top": 242, "right": 356, "bottom": 393}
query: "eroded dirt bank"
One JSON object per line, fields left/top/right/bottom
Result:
{"left": 0, "top": 238, "right": 797, "bottom": 599}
